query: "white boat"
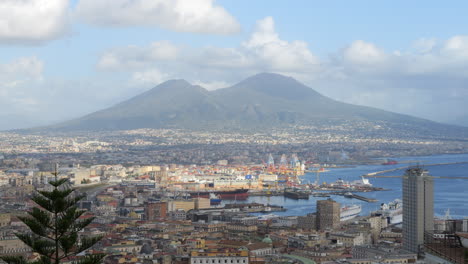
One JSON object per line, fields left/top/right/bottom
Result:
{"left": 351, "top": 176, "right": 372, "bottom": 187}
{"left": 340, "top": 204, "right": 362, "bottom": 221}
{"left": 258, "top": 214, "right": 279, "bottom": 221}
{"left": 372, "top": 199, "right": 403, "bottom": 224}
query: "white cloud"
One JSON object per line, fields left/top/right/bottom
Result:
{"left": 0, "top": 57, "right": 43, "bottom": 88}
{"left": 193, "top": 80, "right": 230, "bottom": 90}
{"left": 97, "top": 41, "right": 179, "bottom": 70}
{"left": 0, "top": 56, "right": 45, "bottom": 120}
{"left": 342, "top": 40, "right": 387, "bottom": 65}
{"left": 0, "top": 0, "right": 68, "bottom": 44}
{"left": 442, "top": 35, "right": 468, "bottom": 58}
{"left": 96, "top": 16, "right": 322, "bottom": 85}
{"left": 412, "top": 38, "right": 437, "bottom": 53}
{"left": 131, "top": 68, "right": 169, "bottom": 85}
{"left": 75, "top": 0, "right": 240, "bottom": 35}
{"left": 242, "top": 17, "right": 319, "bottom": 72}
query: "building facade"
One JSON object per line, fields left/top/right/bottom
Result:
{"left": 145, "top": 201, "right": 167, "bottom": 220}
{"left": 316, "top": 199, "right": 340, "bottom": 231}
{"left": 402, "top": 167, "right": 434, "bottom": 254}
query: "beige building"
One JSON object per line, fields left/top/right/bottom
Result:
{"left": 0, "top": 236, "right": 30, "bottom": 255}
{"left": 226, "top": 224, "right": 258, "bottom": 232}
{"left": 0, "top": 214, "right": 11, "bottom": 227}
{"left": 167, "top": 200, "right": 195, "bottom": 212}
{"left": 190, "top": 249, "right": 249, "bottom": 264}
{"left": 330, "top": 232, "right": 366, "bottom": 247}
{"left": 194, "top": 198, "right": 210, "bottom": 210}
{"left": 367, "top": 216, "right": 388, "bottom": 242}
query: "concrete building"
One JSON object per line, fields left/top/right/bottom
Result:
{"left": 190, "top": 249, "right": 249, "bottom": 264}
{"left": 167, "top": 200, "right": 195, "bottom": 212}
{"left": 169, "top": 209, "right": 187, "bottom": 221}
{"left": 298, "top": 213, "right": 316, "bottom": 230}
{"left": 273, "top": 216, "right": 298, "bottom": 227}
{"left": 351, "top": 245, "right": 417, "bottom": 264}
{"left": 402, "top": 167, "right": 434, "bottom": 254}
{"left": 145, "top": 202, "right": 167, "bottom": 220}
{"left": 330, "top": 232, "right": 367, "bottom": 247}
{"left": 194, "top": 198, "right": 210, "bottom": 210}
{"left": 0, "top": 214, "right": 10, "bottom": 227}
{"left": 226, "top": 223, "right": 258, "bottom": 232}
{"left": 0, "top": 235, "right": 30, "bottom": 255}
{"left": 316, "top": 199, "right": 340, "bottom": 231}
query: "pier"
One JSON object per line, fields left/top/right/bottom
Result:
{"left": 363, "top": 161, "right": 468, "bottom": 177}
{"left": 335, "top": 192, "right": 378, "bottom": 202}
{"left": 364, "top": 175, "right": 468, "bottom": 179}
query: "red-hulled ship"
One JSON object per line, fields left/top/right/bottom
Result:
{"left": 189, "top": 189, "right": 249, "bottom": 200}
{"left": 382, "top": 160, "right": 398, "bottom": 165}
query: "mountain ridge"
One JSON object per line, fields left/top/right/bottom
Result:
{"left": 32, "top": 73, "right": 468, "bottom": 139}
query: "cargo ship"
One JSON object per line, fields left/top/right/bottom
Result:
{"left": 189, "top": 189, "right": 249, "bottom": 200}
{"left": 382, "top": 160, "right": 398, "bottom": 165}
{"left": 284, "top": 188, "right": 310, "bottom": 199}
{"left": 340, "top": 204, "right": 362, "bottom": 221}
{"left": 371, "top": 199, "right": 402, "bottom": 224}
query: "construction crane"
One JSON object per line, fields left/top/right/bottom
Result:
{"left": 313, "top": 167, "right": 326, "bottom": 186}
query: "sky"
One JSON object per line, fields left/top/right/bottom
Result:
{"left": 1, "top": 0, "right": 468, "bottom": 129}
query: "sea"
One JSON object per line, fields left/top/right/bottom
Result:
{"left": 222, "top": 153, "right": 468, "bottom": 219}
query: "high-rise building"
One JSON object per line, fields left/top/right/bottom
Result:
{"left": 402, "top": 167, "right": 434, "bottom": 254}
{"left": 316, "top": 199, "right": 340, "bottom": 231}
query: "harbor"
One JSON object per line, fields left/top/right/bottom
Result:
{"left": 220, "top": 154, "right": 468, "bottom": 219}
{"left": 152, "top": 153, "right": 468, "bottom": 219}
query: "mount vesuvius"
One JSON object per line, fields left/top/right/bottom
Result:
{"left": 42, "top": 73, "right": 467, "bottom": 139}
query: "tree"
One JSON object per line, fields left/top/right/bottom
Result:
{"left": 0, "top": 169, "right": 105, "bottom": 264}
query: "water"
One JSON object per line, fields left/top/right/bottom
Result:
{"left": 222, "top": 153, "right": 468, "bottom": 218}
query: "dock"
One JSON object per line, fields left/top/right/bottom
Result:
{"left": 364, "top": 161, "right": 468, "bottom": 176}
{"left": 249, "top": 190, "right": 283, "bottom": 196}
{"left": 335, "top": 192, "right": 378, "bottom": 202}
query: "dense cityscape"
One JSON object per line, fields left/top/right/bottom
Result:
{"left": 1, "top": 126, "right": 467, "bottom": 166}
{"left": 1, "top": 132, "right": 467, "bottom": 263}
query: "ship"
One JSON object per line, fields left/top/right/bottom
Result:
{"left": 312, "top": 192, "right": 330, "bottom": 197}
{"left": 284, "top": 188, "right": 310, "bottom": 199}
{"left": 371, "top": 199, "right": 403, "bottom": 224}
{"left": 341, "top": 204, "right": 362, "bottom": 221}
{"left": 209, "top": 193, "right": 222, "bottom": 205}
{"left": 189, "top": 189, "right": 249, "bottom": 200}
{"left": 382, "top": 159, "right": 398, "bottom": 165}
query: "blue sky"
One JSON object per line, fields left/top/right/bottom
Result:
{"left": 1, "top": 0, "right": 468, "bottom": 129}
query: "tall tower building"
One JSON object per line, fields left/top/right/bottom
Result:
{"left": 402, "top": 167, "right": 434, "bottom": 254}
{"left": 316, "top": 199, "right": 340, "bottom": 231}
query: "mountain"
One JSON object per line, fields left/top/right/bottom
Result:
{"left": 43, "top": 73, "right": 468, "bottom": 139}
{"left": 450, "top": 115, "right": 468, "bottom": 128}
